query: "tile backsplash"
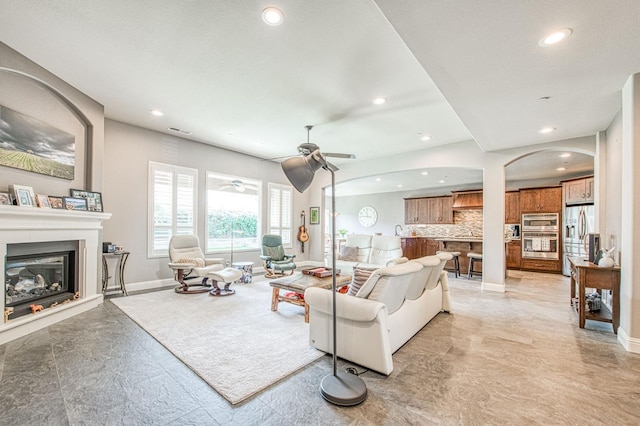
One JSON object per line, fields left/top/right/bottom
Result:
{"left": 405, "top": 210, "right": 483, "bottom": 237}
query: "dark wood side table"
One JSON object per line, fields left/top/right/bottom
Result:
{"left": 568, "top": 256, "right": 620, "bottom": 334}
{"left": 102, "top": 251, "right": 130, "bottom": 296}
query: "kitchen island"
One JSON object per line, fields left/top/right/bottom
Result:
{"left": 435, "top": 237, "right": 483, "bottom": 276}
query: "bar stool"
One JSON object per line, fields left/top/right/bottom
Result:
{"left": 467, "top": 252, "right": 483, "bottom": 279}
{"left": 436, "top": 250, "right": 461, "bottom": 278}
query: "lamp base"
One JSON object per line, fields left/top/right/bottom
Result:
{"left": 320, "top": 371, "right": 367, "bottom": 406}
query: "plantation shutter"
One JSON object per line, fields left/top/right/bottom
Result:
{"left": 148, "top": 162, "right": 197, "bottom": 257}
{"left": 268, "top": 183, "right": 293, "bottom": 247}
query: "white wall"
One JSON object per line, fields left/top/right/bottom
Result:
{"left": 102, "top": 120, "right": 308, "bottom": 284}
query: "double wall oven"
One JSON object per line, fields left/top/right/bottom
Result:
{"left": 522, "top": 213, "right": 559, "bottom": 259}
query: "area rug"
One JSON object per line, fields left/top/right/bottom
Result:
{"left": 111, "top": 279, "right": 323, "bottom": 404}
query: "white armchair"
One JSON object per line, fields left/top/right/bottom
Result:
{"left": 168, "top": 234, "right": 242, "bottom": 295}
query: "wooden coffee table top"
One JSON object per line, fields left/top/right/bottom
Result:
{"left": 269, "top": 272, "right": 352, "bottom": 293}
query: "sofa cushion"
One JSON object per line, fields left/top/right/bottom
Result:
{"left": 406, "top": 256, "right": 440, "bottom": 300}
{"left": 339, "top": 246, "right": 358, "bottom": 262}
{"left": 347, "top": 266, "right": 378, "bottom": 296}
{"left": 369, "top": 235, "right": 403, "bottom": 265}
{"left": 345, "top": 234, "right": 373, "bottom": 262}
{"left": 357, "top": 261, "right": 423, "bottom": 314}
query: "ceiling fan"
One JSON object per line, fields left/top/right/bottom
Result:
{"left": 217, "top": 179, "right": 258, "bottom": 192}
{"left": 267, "top": 125, "right": 356, "bottom": 164}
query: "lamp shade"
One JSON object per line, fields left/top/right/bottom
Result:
{"left": 281, "top": 151, "right": 324, "bottom": 193}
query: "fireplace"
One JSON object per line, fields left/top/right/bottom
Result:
{"left": 5, "top": 241, "right": 79, "bottom": 319}
{"left": 1, "top": 206, "right": 110, "bottom": 345}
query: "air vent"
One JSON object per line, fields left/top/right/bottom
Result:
{"left": 168, "top": 127, "right": 192, "bottom": 135}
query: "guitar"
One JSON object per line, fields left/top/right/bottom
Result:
{"left": 298, "top": 210, "right": 309, "bottom": 249}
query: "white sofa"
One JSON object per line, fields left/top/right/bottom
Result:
{"left": 305, "top": 252, "right": 452, "bottom": 375}
{"left": 331, "top": 234, "right": 403, "bottom": 274}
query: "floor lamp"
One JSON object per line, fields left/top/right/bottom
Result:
{"left": 282, "top": 148, "right": 367, "bottom": 406}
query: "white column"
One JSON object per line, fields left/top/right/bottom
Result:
{"left": 619, "top": 73, "right": 640, "bottom": 352}
{"left": 482, "top": 161, "right": 506, "bottom": 292}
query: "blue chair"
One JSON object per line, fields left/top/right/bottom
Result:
{"left": 260, "top": 234, "right": 296, "bottom": 278}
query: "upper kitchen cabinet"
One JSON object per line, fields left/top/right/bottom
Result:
{"left": 451, "top": 189, "right": 483, "bottom": 210}
{"left": 404, "top": 197, "right": 428, "bottom": 224}
{"left": 563, "top": 176, "right": 594, "bottom": 205}
{"left": 505, "top": 191, "right": 520, "bottom": 224}
{"left": 426, "top": 196, "right": 454, "bottom": 224}
{"left": 520, "top": 186, "right": 562, "bottom": 213}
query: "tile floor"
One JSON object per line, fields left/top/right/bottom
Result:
{"left": 1, "top": 270, "right": 639, "bottom": 425}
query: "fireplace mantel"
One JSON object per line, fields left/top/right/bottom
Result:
{"left": 1, "top": 205, "right": 111, "bottom": 345}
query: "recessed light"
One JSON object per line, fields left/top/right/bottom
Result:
{"left": 420, "top": 135, "right": 432, "bottom": 141}
{"left": 438, "top": 180, "right": 445, "bottom": 184}
{"left": 556, "top": 167, "right": 566, "bottom": 171}
{"left": 372, "top": 97, "right": 387, "bottom": 105}
{"left": 539, "top": 127, "right": 556, "bottom": 134}
{"left": 150, "top": 110, "right": 164, "bottom": 117}
{"left": 375, "top": 177, "right": 381, "bottom": 182}
{"left": 421, "top": 171, "right": 429, "bottom": 176}
{"left": 262, "top": 7, "right": 284, "bottom": 26}
{"left": 559, "top": 153, "right": 571, "bottom": 158}
{"left": 397, "top": 184, "right": 403, "bottom": 188}
{"left": 539, "top": 28, "right": 572, "bottom": 47}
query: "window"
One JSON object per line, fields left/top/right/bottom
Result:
{"left": 148, "top": 162, "right": 197, "bottom": 257}
{"left": 206, "top": 173, "right": 262, "bottom": 253}
{"left": 268, "top": 183, "right": 293, "bottom": 248}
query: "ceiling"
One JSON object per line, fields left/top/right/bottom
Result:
{"left": 1, "top": 1, "right": 637, "bottom": 193}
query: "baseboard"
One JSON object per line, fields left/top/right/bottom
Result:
{"left": 617, "top": 326, "right": 640, "bottom": 353}
{"left": 481, "top": 281, "right": 506, "bottom": 293}
{"left": 120, "top": 261, "right": 325, "bottom": 294}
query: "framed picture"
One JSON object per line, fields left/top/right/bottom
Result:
{"left": 0, "top": 192, "right": 12, "bottom": 205}
{"left": 48, "top": 196, "right": 64, "bottom": 209}
{"left": 36, "top": 193, "right": 51, "bottom": 208}
{"left": 10, "top": 184, "right": 35, "bottom": 207}
{"left": 63, "top": 196, "right": 88, "bottom": 211}
{"left": 70, "top": 189, "right": 103, "bottom": 212}
{"left": 310, "top": 206, "right": 320, "bottom": 225}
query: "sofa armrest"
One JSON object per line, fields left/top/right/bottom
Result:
{"left": 439, "top": 271, "right": 452, "bottom": 312}
{"left": 204, "top": 258, "right": 224, "bottom": 266}
{"left": 260, "top": 255, "right": 272, "bottom": 261}
{"left": 304, "top": 287, "right": 387, "bottom": 322}
{"left": 284, "top": 254, "right": 296, "bottom": 260}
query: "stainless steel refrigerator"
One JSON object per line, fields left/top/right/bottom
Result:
{"left": 563, "top": 205, "right": 595, "bottom": 275}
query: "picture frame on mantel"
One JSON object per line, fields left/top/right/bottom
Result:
{"left": 10, "top": 184, "right": 35, "bottom": 207}
{"left": 70, "top": 189, "right": 103, "bottom": 212}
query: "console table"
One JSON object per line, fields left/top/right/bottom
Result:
{"left": 568, "top": 257, "right": 620, "bottom": 334}
{"left": 102, "top": 251, "right": 130, "bottom": 296}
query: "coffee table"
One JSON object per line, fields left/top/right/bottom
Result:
{"left": 270, "top": 272, "right": 352, "bottom": 322}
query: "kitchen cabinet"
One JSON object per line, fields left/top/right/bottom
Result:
{"left": 519, "top": 186, "right": 562, "bottom": 213}
{"left": 564, "top": 176, "right": 594, "bottom": 205}
{"left": 401, "top": 237, "right": 440, "bottom": 259}
{"left": 401, "top": 238, "right": 418, "bottom": 259}
{"left": 404, "top": 198, "right": 428, "bottom": 224}
{"left": 404, "top": 196, "right": 452, "bottom": 224}
{"left": 521, "top": 258, "right": 562, "bottom": 273}
{"left": 505, "top": 191, "right": 520, "bottom": 224}
{"left": 506, "top": 239, "right": 521, "bottom": 269}
{"left": 426, "top": 196, "right": 453, "bottom": 224}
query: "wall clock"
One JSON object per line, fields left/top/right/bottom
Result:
{"left": 358, "top": 206, "right": 378, "bottom": 227}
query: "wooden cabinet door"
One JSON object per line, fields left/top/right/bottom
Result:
{"left": 519, "top": 189, "right": 540, "bottom": 212}
{"left": 425, "top": 238, "right": 440, "bottom": 256}
{"left": 584, "top": 177, "right": 594, "bottom": 203}
{"left": 417, "top": 198, "right": 430, "bottom": 223}
{"left": 426, "top": 197, "right": 454, "bottom": 224}
{"left": 401, "top": 238, "right": 417, "bottom": 259}
{"left": 506, "top": 240, "right": 521, "bottom": 269}
{"left": 404, "top": 199, "right": 419, "bottom": 224}
{"left": 565, "top": 180, "right": 586, "bottom": 204}
{"left": 438, "top": 196, "right": 454, "bottom": 223}
{"left": 539, "top": 187, "right": 562, "bottom": 212}
{"left": 505, "top": 191, "right": 520, "bottom": 224}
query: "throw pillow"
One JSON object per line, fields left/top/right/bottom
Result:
{"left": 338, "top": 246, "right": 358, "bottom": 262}
{"left": 347, "top": 266, "right": 378, "bottom": 296}
{"left": 175, "top": 257, "right": 205, "bottom": 267}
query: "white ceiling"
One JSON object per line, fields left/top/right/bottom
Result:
{"left": 1, "top": 1, "right": 636, "bottom": 193}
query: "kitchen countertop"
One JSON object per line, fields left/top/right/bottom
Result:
{"left": 401, "top": 236, "right": 514, "bottom": 243}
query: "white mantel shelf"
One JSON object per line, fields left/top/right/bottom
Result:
{"left": 1, "top": 205, "right": 111, "bottom": 345}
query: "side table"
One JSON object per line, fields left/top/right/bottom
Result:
{"left": 102, "top": 251, "right": 130, "bottom": 295}
{"left": 232, "top": 261, "right": 254, "bottom": 283}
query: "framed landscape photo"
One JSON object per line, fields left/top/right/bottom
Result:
{"left": 62, "top": 196, "right": 88, "bottom": 211}
{"left": 70, "top": 189, "right": 103, "bottom": 212}
{"left": 10, "top": 184, "right": 35, "bottom": 207}
{"left": 48, "top": 196, "right": 64, "bottom": 209}
{"left": 36, "top": 193, "right": 51, "bottom": 208}
{"left": 310, "top": 206, "right": 320, "bottom": 225}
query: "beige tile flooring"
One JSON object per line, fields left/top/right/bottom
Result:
{"left": 1, "top": 270, "right": 639, "bottom": 425}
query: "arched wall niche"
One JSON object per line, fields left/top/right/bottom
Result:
{"left": 0, "top": 67, "right": 93, "bottom": 194}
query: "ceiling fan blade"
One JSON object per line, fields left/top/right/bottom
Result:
{"left": 324, "top": 152, "right": 356, "bottom": 159}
